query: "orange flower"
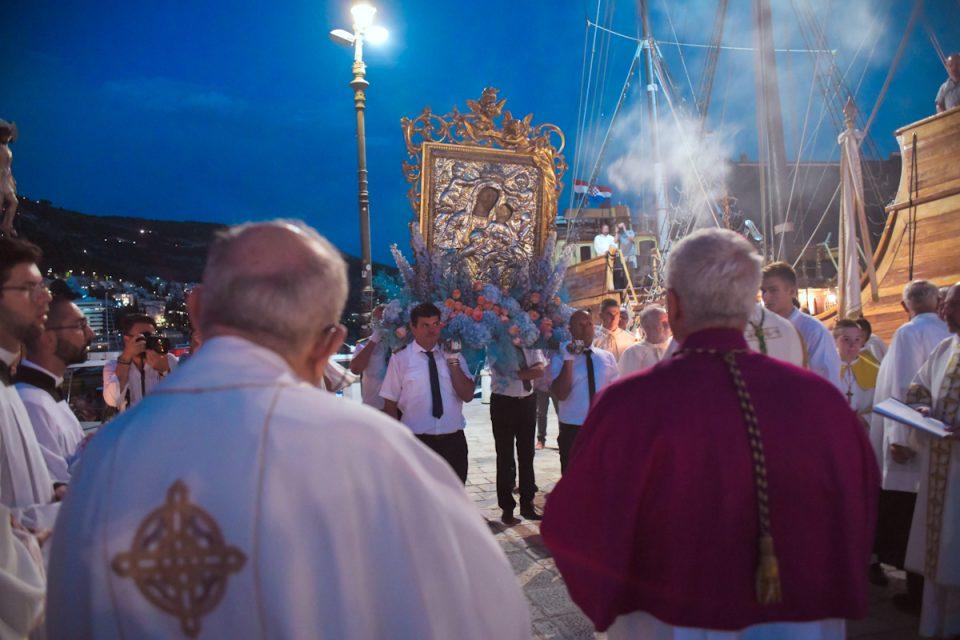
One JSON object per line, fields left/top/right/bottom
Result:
{"left": 473, "top": 281, "right": 484, "bottom": 291}
{"left": 454, "top": 301, "right": 463, "bottom": 311}
{"left": 444, "top": 298, "right": 455, "bottom": 309}
{"left": 452, "top": 289, "right": 462, "bottom": 300}
{"left": 508, "top": 325, "right": 520, "bottom": 336}
{"left": 528, "top": 310, "right": 540, "bottom": 321}
{"left": 476, "top": 295, "right": 486, "bottom": 305}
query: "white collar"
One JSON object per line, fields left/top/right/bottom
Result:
{"left": 0, "top": 344, "right": 18, "bottom": 368}
{"left": 411, "top": 341, "right": 440, "bottom": 355}
{"left": 20, "top": 359, "right": 64, "bottom": 387}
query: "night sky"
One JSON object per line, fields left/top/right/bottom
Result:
{"left": 2, "top": 1, "right": 957, "bottom": 262}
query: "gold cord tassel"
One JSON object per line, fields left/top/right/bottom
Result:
{"left": 756, "top": 534, "right": 783, "bottom": 604}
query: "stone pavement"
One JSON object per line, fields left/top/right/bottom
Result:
{"left": 460, "top": 400, "right": 924, "bottom": 640}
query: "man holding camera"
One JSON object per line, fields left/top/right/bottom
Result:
{"left": 103, "top": 313, "right": 178, "bottom": 412}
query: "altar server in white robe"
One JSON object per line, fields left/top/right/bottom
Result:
{"left": 903, "top": 283, "right": 960, "bottom": 638}
{"left": 833, "top": 319, "right": 879, "bottom": 424}
{"left": 14, "top": 297, "right": 94, "bottom": 485}
{"left": 0, "top": 237, "right": 57, "bottom": 525}
{"left": 619, "top": 304, "right": 671, "bottom": 376}
{"left": 744, "top": 301, "right": 805, "bottom": 367}
{"left": 47, "top": 220, "right": 530, "bottom": 640}
{"left": 761, "top": 262, "right": 841, "bottom": 388}
{"left": 857, "top": 316, "right": 888, "bottom": 364}
{"left": 870, "top": 280, "right": 949, "bottom": 608}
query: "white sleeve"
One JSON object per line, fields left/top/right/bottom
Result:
{"left": 19, "top": 398, "right": 71, "bottom": 483}
{"left": 378, "top": 353, "right": 402, "bottom": 402}
{"left": 101, "top": 360, "right": 125, "bottom": 409}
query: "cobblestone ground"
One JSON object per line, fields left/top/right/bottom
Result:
{"left": 460, "top": 400, "right": 924, "bottom": 640}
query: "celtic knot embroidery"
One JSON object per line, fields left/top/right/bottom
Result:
{"left": 112, "top": 480, "right": 247, "bottom": 637}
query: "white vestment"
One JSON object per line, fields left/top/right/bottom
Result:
{"left": 608, "top": 611, "right": 844, "bottom": 640}
{"left": 745, "top": 304, "right": 804, "bottom": 367}
{"left": 903, "top": 335, "right": 960, "bottom": 638}
{"left": 863, "top": 333, "right": 888, "bottom": 363}
{"left": 871, "top": 313, "right": 950, "bottom": 491}
{"left": 0, "top": 505, "right": 45, "bottom": 639}
{"left": 594, "top": 326, "right": 637, "bottom": 362}
{"left": 15, "top": 361, "right": 85, "bottom": 483}
{"left": 619, "top": 339, "right": 669, "bottom": 376}
{"left": 839, "top": 356, "right": 877, "bottom": 420}
{"left": 787, "top": 308, "right": 842, "bottom": 389}
{"left": 0, "top": 348, "right": 54, "bottom": 515}
{"left": 47, "top": 336, "right": 530, "bottom": 640}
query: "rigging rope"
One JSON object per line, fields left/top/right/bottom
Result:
{"left": 790, "top": 182, "right": 841, "bottom": 269}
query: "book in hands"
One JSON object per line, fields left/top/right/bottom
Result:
{"left": 873, "top": 398, "right": 952, "bottom": 439}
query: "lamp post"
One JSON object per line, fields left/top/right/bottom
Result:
{"left": 331, "top": 3, "right": 388, "bottom": 336}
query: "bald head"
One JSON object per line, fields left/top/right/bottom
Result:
{"left": 569, "top": 309, "right": 595, "bottom": 343}
{"left": 199, "top": 220, "right": 348, "bottom": 357}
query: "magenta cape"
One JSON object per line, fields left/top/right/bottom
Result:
{"left": 541, "top": 328, "right": 879, "bottom": 632}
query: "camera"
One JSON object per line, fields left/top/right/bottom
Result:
{"left": 139, "top": 332, "right": 171, "bottom": 355}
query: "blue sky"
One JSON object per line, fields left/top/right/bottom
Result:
{"left": 2, "top": 1, "right": 956, "bottom": 261}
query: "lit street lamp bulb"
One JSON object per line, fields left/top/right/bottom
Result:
{"left": 350, "top": 2, "right": 377, "bottom": 31}
{"left": 366, "top": 25, "right": 388, "bottom": 45}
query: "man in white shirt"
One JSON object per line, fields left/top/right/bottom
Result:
{"left": 380, "top": 302, "right": 475, "bottom": 484}
{"left": 488, "top": 344, "right": 546, "bottom": 524}
{"left": 593, "top": 298, "right": 637, "bottom": 361}
{"left": 48, "top": 220, "right": 530, "bottom": 639}
{"left": 0, "top": 236, "right": 56, "bottom": 516}
{"left": 619, "top": 304, "right": 671, "bottom": 375}
{"left": 616, "top": 222, "right": 637, "bottom": 269}
{"left": 871, "top": 280, "right": 950, "bottom": 610}
{"left": 15, "top": 296, "right": 94, "bottom": 486}
{"left": 349, "top": 304, "right": 390, "bottom": 409}
{"left": 761, "top": 261, "right": 841, "bottom": 388}
{"left": 903, "top": 283, "right": 960, "bottom": 637}
{"left": 593, "top": 223, "right": 616, "bottom": 258}
{"left": 550, "top": 310, "right": 619, "bottom": 473}
{"left": 102, "top": 313, "right": 178, "bottom": 412}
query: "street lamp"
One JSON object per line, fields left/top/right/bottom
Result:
{"left": 330, "top": 2, "right": 388, "bottom": 337}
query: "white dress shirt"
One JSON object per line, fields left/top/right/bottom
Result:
{"left": 619, "top": 340, "right": 670, "bottom": 376}
{"left": 356, "top": 338, "right": 390, "bottom": 409}
{"left": 549, "top": 347, "right": 619, "bottom": 426}
{"left": 594, "top": 326, "right": 638, "bottom": 361}
{"left": 380, "top": 341, "right": 473, "bottom": 435}
{"left": 787, "top": 307, "right": 842, "bottom": 389}
{"left": 15, "top": 360, "right": 85, "bottom": 483}
{"left": 103, "top": 353, "right": 179, "bottom": 411}
{"left": 593, "top": 233, "right": 616, "bottom": 257}
{"left": 490, "top": 348, "right": 547, "bottom": 398}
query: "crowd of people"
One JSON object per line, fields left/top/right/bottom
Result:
{"left": 2, "top": 223, "right": 960, "bottom": 639}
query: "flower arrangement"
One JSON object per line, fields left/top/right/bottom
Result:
{"left": 374, "top": 228, "right": 574, "bottom": 374}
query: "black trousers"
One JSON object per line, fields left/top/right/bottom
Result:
{"left": 491, "top": 393, "right": 537, "bottom": 512}
{"left": 416, "top": 431, "right": 468, "bottom": 484}
{"left": 558, "top": 422, "right": 582, "bottom": 475}
{"left": 875, "top": 488, "right": 917, "bottom": 568}
{"left": 536, "top": 390, "right": 559, "bottom": 444}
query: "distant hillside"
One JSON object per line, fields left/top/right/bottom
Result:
{"left": 15, "top": 198, "right": 392, "bottom": 326}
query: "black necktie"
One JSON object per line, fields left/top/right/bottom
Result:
{"left": 516, "top": 347, "right": 532, "bottom": 392}
{"left": 426, "top": 350, "right": 444, "bottom": 419}
{"left": 584, "top": 349, "right": 597, "bottom": 402}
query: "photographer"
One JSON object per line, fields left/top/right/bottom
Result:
{"left": 102, "top": 313, "right": 178, "bottom": 412}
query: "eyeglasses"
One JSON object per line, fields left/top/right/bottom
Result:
{"left": 1, "top": 282, "right": 51, "bottom": 300}
{"left": 47, "top": 318, "right": 90, "bottom": 332}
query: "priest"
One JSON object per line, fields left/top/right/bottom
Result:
{"left": 47, "top": 221, "right": 530, "bottom": 639}
{"left": 14, "top": 296, "right": 95, "bottom": 485}
{"left": 903, "top": 283, "right": 960, "bottom": 638}
{"left": 618, "top": 305, "right": 671, "bottom": 376}
{"left": 0, "top": 236, "right": 57, "bottom": 525}
{"left": 871, "top": 280, "right": 949, "bottom": 609}
{"left": 542, "top": 229, "right": 877, "bottom": 639}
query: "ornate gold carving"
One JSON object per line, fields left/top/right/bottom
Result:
{"left": 112, "top": 480, "right": 247, "bottom": 637}
{"left": 401, "top": 88, "right": 567, "bottom": 272}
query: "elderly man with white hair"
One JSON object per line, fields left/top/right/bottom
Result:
{"left": 542, "top": 228, "right": 877, "bottom": 639}
{"left": 869, "top": 279, "right": 950, "bottom": 610}
{"left": 47, "top": 220, "right": 530, "bottom": 639}
{"left": 618, "top": 304, "right": 671, "bottom": 375}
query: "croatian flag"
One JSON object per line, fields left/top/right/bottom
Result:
{"left": 574, "top": 179, "right": 612, "bottom": 199}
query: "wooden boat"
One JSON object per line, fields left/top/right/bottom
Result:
{"left": 821, "top": 106, "right": 960, "bottom": 341}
